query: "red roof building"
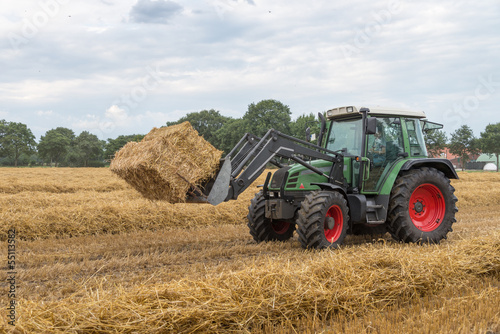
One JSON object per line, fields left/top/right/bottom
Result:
{"left": 429, "top": 147, "right": 480, "bottom": 169}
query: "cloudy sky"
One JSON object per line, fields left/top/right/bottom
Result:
{"left": 1, "top": 0, "right": 499, "bottom": 141}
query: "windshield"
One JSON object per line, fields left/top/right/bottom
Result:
{"left": 326, "top": 118, "right": 363, "bottom": 156}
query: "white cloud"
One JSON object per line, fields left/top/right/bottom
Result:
{"left": 36, "top": 110, "right": 53, "bottom": 116}
{"left": 71, "top": 106, "right": 174, "bottom": 138}
{"left": 105, "top": 105, "right": 127, "bottom": 121}
{"left": 0, "top": 0, "right": 499, "bottom": 140}
{"left": 72, "top": 116, "right": 101, "bottom": 131}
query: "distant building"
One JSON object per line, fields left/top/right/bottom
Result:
{"left": 428, "top": 147, "right": 481, "bottom": 170}
{"left": 477, "top": 154, "right": 498, "bottom": 171}
{"left": 476, "top": 153, "right": 496, "bottom": 164}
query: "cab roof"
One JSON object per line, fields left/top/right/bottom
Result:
{"left": 326, "top": 106, "right": 426, "bottom": 119}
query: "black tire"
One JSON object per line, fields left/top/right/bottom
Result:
{"left": 387, "top": 167, "right": 458, "bottom": 244}
{"left": 297, "top": 191, "right": 349, "bottom": 249}
{"left": 247, "top": 191, "right": 295, "bottom": 242}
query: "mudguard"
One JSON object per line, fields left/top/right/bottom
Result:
{"left": 400, "top": 158, "right": 458, "bottom": 179}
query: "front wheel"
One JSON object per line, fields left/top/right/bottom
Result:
{"left": 247, "top": 191, "right": 295, "bottom": 242}
{"left": 387, "top": 167, "right": 458, "bottom": 244}
{"left": 297, "top": 191, "right": 349, "bottom": 249}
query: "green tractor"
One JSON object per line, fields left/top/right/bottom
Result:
{"left": 188, "top": 106, "right": 458, "bottom": 249}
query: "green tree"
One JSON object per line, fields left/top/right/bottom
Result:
{"left": 53, "top": 127, "right": 75, "bottom": 141}
{"left": 0, "top": 121, "right": 37, "bottom": 166}
{"left": 74, "top": 131, "right": 104, "bottom": 167}
{"left": 38, "top": 127, "right": 75, "bottom": 167}
{"left": 63, "top": 147, "right": 82, "bottom": 167}
{"left": 289, "top": 113, "right": 321, "bottom": 143}
{"left": 166, "top": 109, "right": 230, "bottom": 149}
{"left": 449, "top": 125, "right": 480, "bottom": 171}
{"left": 479, "top": 122, "right": 500, "bottom": 172}
{"left": 105, "top": 134, "right": 145, "bottom": 158}
{"left": 0, "top": 120, "right": 6, "bottom": 139}
{"left": 424, "top": 129, "right": 447, "bottom": 158}
{"left": 243, "top": 100, "right": 292, "bottom": 137}
{"left": 215, "top": 118, "right": 247, "bottom": 155}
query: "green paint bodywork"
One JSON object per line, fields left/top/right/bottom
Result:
{"left": 275, "top": 159, "right": 329, "bottom": 191}
{"left": 268, "top": 157, "right": 410, "bottom": 195}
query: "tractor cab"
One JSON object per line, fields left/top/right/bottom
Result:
{"left": 324, "top": 106, "right": 430, "bottom": 195}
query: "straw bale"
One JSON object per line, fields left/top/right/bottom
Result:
{"left": 109, "top": 122, "right": 222, "bottom": 203}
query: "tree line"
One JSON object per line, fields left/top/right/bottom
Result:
{"left": 165, "top": 100, "right": 320, "bottom": 153}
{"left": 0, "top": 100, "right": 319, "bottom": 167}
{"left": 0, "top": 99, "right": 498, "bottom": 169}
{"left": 424, "top": 123, "right": 500, "bottom": 171}
{"left": 0, "top": 120, "right": 145, "bottom": 167}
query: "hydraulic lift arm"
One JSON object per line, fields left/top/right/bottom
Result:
{"left": 187, "top": 129, "right": 344, "bottom": 205}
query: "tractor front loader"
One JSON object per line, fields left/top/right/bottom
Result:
{"left": 186, "top": 106, "right": 458, "bottom": 249}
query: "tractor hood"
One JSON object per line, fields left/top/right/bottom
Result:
{"left": 269, "top": 160, "right": 332, "bottom": 191}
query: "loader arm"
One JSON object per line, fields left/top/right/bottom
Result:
{"left": 187, "top": 129, "right": 344, "bottom": 205}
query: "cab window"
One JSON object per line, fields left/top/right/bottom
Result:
{"left": 326, "top": 118, "right": 363, "bottom": 156}
{"left": 366, "top": 117, "right": 404, "bottom": 167}
{"left": 405, "top": 119, "right": 427, "bottom": 157}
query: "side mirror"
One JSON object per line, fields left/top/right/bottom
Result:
{"left": 305, "top": 127, "right": 311, "bottom": 142}
{"left": 366, "top": 117, "right": 377, "bottom": 135}
{"left": 421, "top": 120, "right": 443, "bottom": 132}
{"left": 317, "top": 112, "right": 327, "bottom": 146}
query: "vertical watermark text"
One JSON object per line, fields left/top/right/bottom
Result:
{"left": 6, "top": 229, "right": 17, "bottom": 326}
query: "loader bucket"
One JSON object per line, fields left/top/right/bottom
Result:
{"left": 185, "top": 158, "right": 232, "bottom": 206}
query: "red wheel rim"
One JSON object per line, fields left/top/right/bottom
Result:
{"left": 272, "top": 221, "right": 290, "bottom": 235}
{"left": 409, "top": 183, "right": 445, "bottom": 232}
{"left": 324, "top": 205, "right": 343, "bottom": 243}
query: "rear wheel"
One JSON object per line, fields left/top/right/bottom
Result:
{"left": 297, "top": 191, "right": 349, "bottom": 249}
{"left": 387, "top": 167, "right": 458, "bottom": 243}
{"left": 247, "top": 191, "right": 295, "bottom": 242}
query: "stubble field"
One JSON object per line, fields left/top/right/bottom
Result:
{"left": 0, "top": 168, "right": 499, "bottom": 333}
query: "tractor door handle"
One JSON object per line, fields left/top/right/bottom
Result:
{"left": 362, "top": 158, "right": 370, "bottom": 182}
